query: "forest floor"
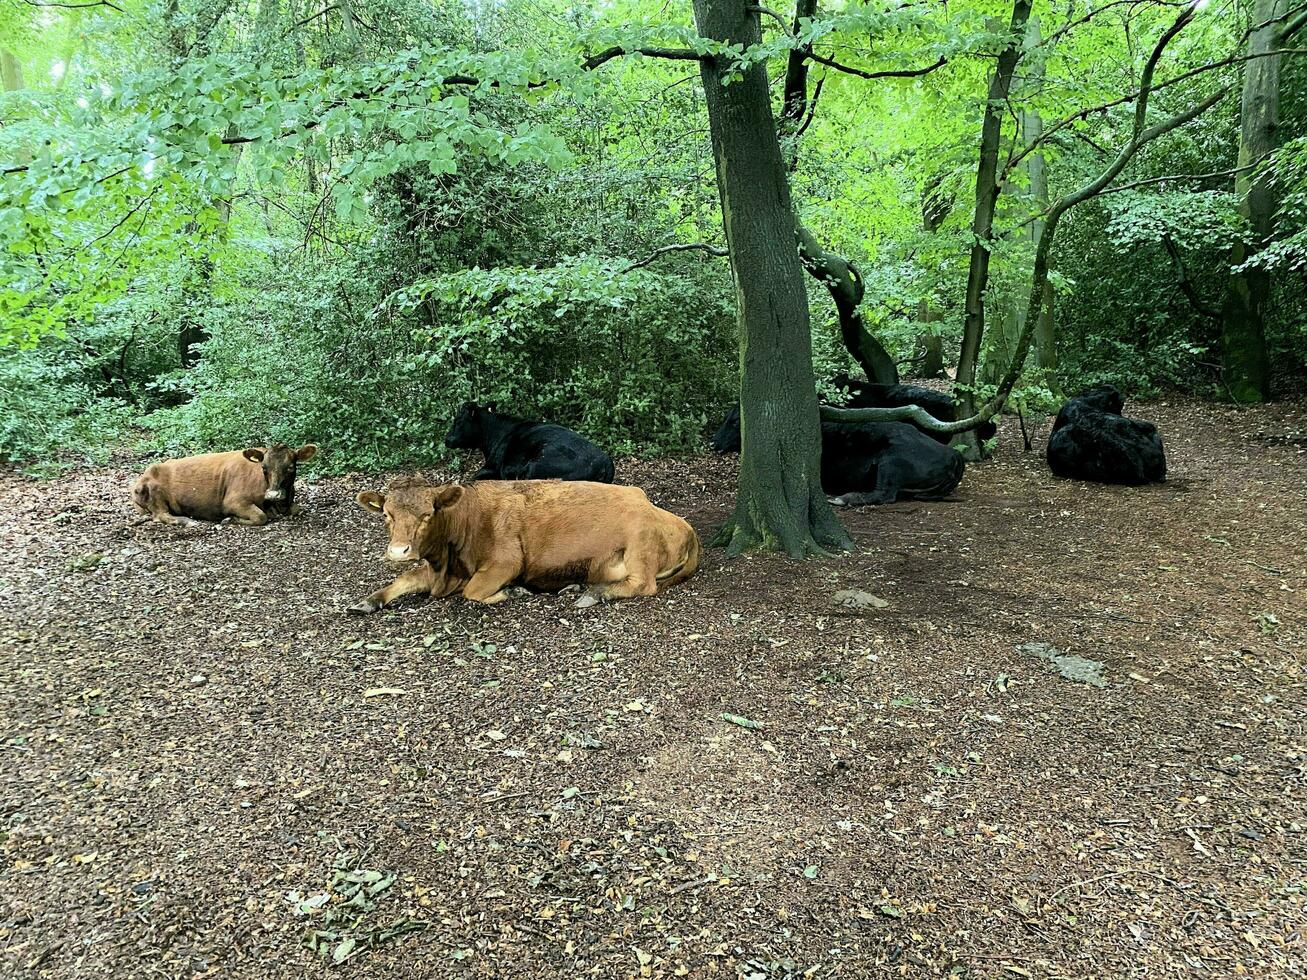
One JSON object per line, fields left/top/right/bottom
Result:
{"left": 1, "top": 398, "right": 1305, "bottom": 980}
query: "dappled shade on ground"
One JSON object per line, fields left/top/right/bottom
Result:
{"left": 1, "top": 399, "right": 1305, "bottom": 977}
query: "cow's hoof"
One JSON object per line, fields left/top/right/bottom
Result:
{"left": 573, "top": 593, "right": 600, "bottom": 609}
{"left": 506, "top": 586, "right": 533, "bottom": 600}
{"left": 346, "top": 599, "right": 380, "bottom": 616}
{"left": 559, "top": 584, "right": 583, "bottom": 595}
{"left": 827, "top": 496, "right": 849, "bottom": 508}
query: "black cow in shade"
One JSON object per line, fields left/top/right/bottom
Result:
{"left": 821, "top": 421, "right": 966, "bottom": 506}
{"left": 711, "top": 409, "right": 965, "bottom": 505}
{"left": 829, "top": 374, "right": 998, "bottom": 443}
{"left": 445, "top": 403, "right": 615, "bottom": 483}
{"left": 1046, "top": 384, "right": 1166, "bottom": 485}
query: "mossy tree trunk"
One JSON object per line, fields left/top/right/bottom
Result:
{"left": 694, "top": 0, "right": 851, "bottom": 557}
{"left": 1219, "top": 0, "right": 1289, "bottom": 403}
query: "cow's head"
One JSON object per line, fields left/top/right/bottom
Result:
{"left": 444, "top": 401, "right": 486, "bottom": 450}
{"left": 356, "top": 478, "right": 464, "bottom": 563}
{"left": 243, "top": 443, "right": 318, "bottom": 502}
{"left": 1077, "top": 384, "right": 1125, "bottom": 416}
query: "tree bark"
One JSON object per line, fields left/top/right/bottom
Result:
{"left": 796, "top": 224, "right": 899, "bottom": 384}
{"left": 1022, "top": 17, "right": 1059, "bottom": 393}
{"left": 694, "top": 0, "right": 851, "bottom": 557}
{"left": 916, "top": 178, "right": 951, "bottom": 378}
{"left": 780, "top": 0, "right": 896, "bottom": 385}
{"left": 1, "top": 49, "right": 23, "bottom": 91}
{"left": 954, "top": 0, "right": 1032, "bottom": 458}
{"left": 1218, "top": 0, "right": 1283, "bottom": 403}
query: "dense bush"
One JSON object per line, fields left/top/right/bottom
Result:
{"left": 145, "top": 253, "right": 736, "bottom": 472}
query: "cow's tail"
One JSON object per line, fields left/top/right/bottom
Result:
{"left": 656, "top": 524, "right": 701, "bottom": 591}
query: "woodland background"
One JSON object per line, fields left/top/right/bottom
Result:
{"left": 1, "top": 0, "right": 1304, "bottom": 475}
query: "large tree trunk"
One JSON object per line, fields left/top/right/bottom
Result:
{"left": 954, "top": 0, "right": 1032, "bottom": 458}
{"left": 694, "top": 0, "right": 851, "bottom": 557}
{"left": 1219, "top": 0, "right": 1283, "bottom": 403}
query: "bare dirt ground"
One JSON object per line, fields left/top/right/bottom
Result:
{"left": 1, "top": 398, "right": 1305, "bottom": 979}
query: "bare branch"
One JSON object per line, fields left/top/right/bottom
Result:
{"left": 622, "top": 242, "right": 728, "bottom": 272}
{"left": 794, "top": 74, "right": 824, "bottom": 138}
{"left": 747, "top": 5, "right": 794, "bottom": 35}
{"left": 1040, "top": 0, "right": 1189, "bottom": 52}
{"left": 578, "top": 46, "right": 708, "bottom": 70}
{"left": 1162, "top": 233, "right": 1220, "bottom": 319}
{"left": 803, "top": 51, "right": 948, "bottom": 81}
{"left": 1281, "top": 5, "right": 1307, "bottom": 40}
{"left": 1007, "top": 46, "right": 1306, "bottom": 175}
{"left": 1094, "top": 160, "right": 1259, "bottom": 196}
{"left": 19, "top": 0, "right": 123, "bottom": 11}
{"left": 284, "top": 4, "right": 343, "bottom": 35}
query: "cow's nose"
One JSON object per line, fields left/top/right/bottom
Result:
{"left": 386, "top": 545, "right": 414, "bottom": 562}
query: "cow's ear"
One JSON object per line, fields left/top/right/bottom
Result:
{"left": 295, "top": 443, "right": 318, "bottom": 462}
{"left": 432, "top": 486, "right": 463, "bottom": 511}
{"left": 356, "top": 490, "right": 386, "bottom": 514}
{"left": 243, "top": 448, "right": 265, "bottom": 463}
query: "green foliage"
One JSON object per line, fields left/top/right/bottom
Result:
{"left": 150, "top": 253, "right": 734, "bottom": 470}
{"left": 0, "top": 343, "right": 135, "bottom": 470}
{"left": 0, "top": 0, "right": 1301, "bottom": 474}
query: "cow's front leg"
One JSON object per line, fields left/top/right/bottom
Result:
{"left": 829, "top": 463, "right": 903, "bottom": 507}
{"left": 347, "top": 560, "right": 439, "bottom": 615}
{"left": 828, "top": 490, "right": 896, "bottom": 507}
{"left": 225, "top": 500, "right": 270, "bottom": 526}
{"left": 150, "top": 511, "right": 201, "bottom": 527}
{"left": 462, "top": 563, "right": 521, "bottom": 605}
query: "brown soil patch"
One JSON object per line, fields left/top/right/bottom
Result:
{"left": 2, "top": 398, "right": 1305, "bottom": 978}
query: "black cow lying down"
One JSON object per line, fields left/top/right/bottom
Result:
{"left": 711, "top": 409, "right": 965, "bottom": 505}
{"left": 822, "top": 421, "right": 966, "bottom": 506}
{"left": 445, "top": 402, "right": 615, "bottom": 483}
{"left": 1046, "top": 384, "right": 1166, "bottom": 485}
{"left": 829, "top": 374, "right": 999, "bottom": 443}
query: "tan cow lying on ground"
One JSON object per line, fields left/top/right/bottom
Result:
{"left": 132, "top": 443, "right": 318, "bottom": 526}
{"left": 349, "top": 477, "right": 699, "bottom": 613}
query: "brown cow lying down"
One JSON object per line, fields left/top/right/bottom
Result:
{"left": 349, "top": 477, "right": 700, "bottom": 613}
{"left": 132, "top": 443, "right": 318, "bottom": 526}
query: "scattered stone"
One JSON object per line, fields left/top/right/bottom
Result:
{"left": 1019, "top": 641, "right": 1107, "bottom": 687}
{"left": 188, "top": 673, "right": 208, "bottom": 687}
{"left": 832, "top": 589, "right": 889, "bottom": 610}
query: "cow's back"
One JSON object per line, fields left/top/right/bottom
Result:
{"left": 500, "top": 424, "right": 614, "bottom": 482}
{"left": 469, "top": 481, "right": 691, "bottom": 586}
{"left": 144, "top": 450, "right": 262, "bottom": 518}
{"left": 1048, "top": 416, "right": 1165, "bottom": 485}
